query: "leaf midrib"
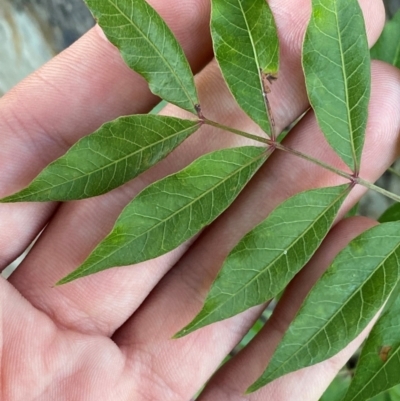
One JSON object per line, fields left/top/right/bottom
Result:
{"left": 266, "top": 239, "right": 400, "bottom": 382}
{"left": 332, "top": 0, "right": 358, "bottom": 172}
{"left": 236, "top": 0, "right": 271, "bottom": 133}
{"left": 108, "top": 0, "right": 197, "bottom": 110}
{"left": 190, "top": 189, "right": 347, "bottom": 329}
{"left": 12, "top": 123, "right": 198, "bottom": 200}
{"left": 74, "top": 152, "right": 266, "bottom": 277}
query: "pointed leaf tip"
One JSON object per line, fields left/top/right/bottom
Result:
{"left": 55, "top": 274, "right": 79, "bottom": 287}
{"left": 177, "top": 185, "right": 350, "bottom": 338}
{"left": 250, "top": 222, "right": 400, "bottom": 392}
{"left": 85, "top": 0, "right": 199, "bottom": 113}
{"left": 57, "top": 146, "right": 267, "bottom": 284}
{"left": 0, "top": 116, "right": 200, "bottom": 202}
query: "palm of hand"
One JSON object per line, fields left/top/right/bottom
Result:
{"left": 1, "top": 0, "right": 398, "bottom": 400}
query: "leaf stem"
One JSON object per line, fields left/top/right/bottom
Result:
{"left": 203, "top": 119, "right": 269, "bottom": 144}
{"left": 273, "top": 143, "right": 354, "bottom": 181}
{"left": 203, "top": 118, "right": 400, "bottom": 203}
{"left": 356, "top": 178, "right": 400, "bottom": 203}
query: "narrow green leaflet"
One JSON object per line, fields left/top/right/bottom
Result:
{"left": 85, "top": 0, "right": 199, "bottom": 113}
{"left": 57, "top": 146, "right": 267, "bottom": 285}
{"left": 248, "top": 222, "right": 400, "bottom": 393}
{"left": 346, "top": 202, "right": 359, "bottom": 218}
{"left": 322, "top": 376, "right": 400, "bottom": 401}
{"left": 211, "top": 0, "right": 279, "bottom": 135}
{"left": 388, "top": 385, "right": 400, "bottom": 400}
{"left": 302, "top": 0, "right": 371, "bottom": 172}
{"left": 321, "top": 375, "right": 352, "bottom": 401}
{"left": 371, "top": 10, "right": 400, "bottom": 69}
{"left": 379, "top": 203, "right": 400, "bottom": 223}
{"left": 343, "top": 291, "right": 400, "bottom": 401}
{"left": 0, "top": 116, "right": 200, "bottom": 202}
{"left": 176, "top": 185, "right": 349, "bottom": 338}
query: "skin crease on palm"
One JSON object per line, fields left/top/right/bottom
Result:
{"left": 0, "top": 0, "right": 399, "bottom": 399}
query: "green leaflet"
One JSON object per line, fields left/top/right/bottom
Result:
{"left": 175, "top": 185, "right": 349, "bottom": 338}
{"left": 346, "top": 202, "right": 359, "bottom": 218}
{"left": 371, "top": 10, "right": 400, "bottom": 69}
{"left": 342, "top": 290, "right": 400, "bottom": 401}
{"left": 388, "top": 385, "right": 400, "bottom": 400}
{"left": 248, "top": 222, "right": 400, "bottom": 393}
{"left": 0, "top": 116, "right": 200, "bottom": 202}
{"left": 302, "top": 0, "right": 371, "bottom": 173}
{"left": 322, "top": 376, "right": 352, "bottom": 401}
{"left": 379, "top": 203, "right": 400, "bottom": 223}
{"left": 323, "top": 378, "right": 400, "bottom": 401}
{"left": 211, "top": 0, "right": 279, "bottom": 135}
{"left": 86, "top": 0, "right": 199, "bottom": 114}
{"left": 57, "top": 146, "right": 267, "bottom": 285}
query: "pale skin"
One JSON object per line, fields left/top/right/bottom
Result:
{"left": 0, "top": 0, "right": 399, "bottom": 399}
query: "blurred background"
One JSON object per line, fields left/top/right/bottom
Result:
{"left": 385, "top": 0, "right": 400, "bottom": 16}
{"left": 0, "top": 0, "right": 94, "bottom": 95}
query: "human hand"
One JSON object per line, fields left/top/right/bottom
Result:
{"left": 1, "top": 0, "right": 399, "bottom": 399}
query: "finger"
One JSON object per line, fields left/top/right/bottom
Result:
{"left": 9, "top": 0, "right": 385, "bottom": 338}
{"left": 8, "top": 60, "right": 264, "bottom": 336}
{"left": 0, "top": 0, "right": 213, "bottom": 269}
{"left": 198, "top": 218, "right": 379, "bottom": 400}
{"left": 0, "top": 275, "right": 134, "bottom": 400}
{"left": 112, "top": 61, "right": 400, "bottom": 401}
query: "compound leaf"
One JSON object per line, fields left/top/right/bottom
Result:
{"left": 86, "top": 0, "right": 199, "bottom": 113}
{"left": 57, "top": 146, "right": 267, "bottom": 285}
{"left": 302, "top": 0, "right": 371, "bottom": 172}
{"left": 248, "top": 222, "right": 400, "bottom": 393}
{"left": 371, "top": 10, "right": 400, "bottom": 69}
{"left": 176, "top": 185, "right": 349, "bottom": 338}
{"left": 342, "top": 290, "right": 400, "bottom": 401}
{"left": 211, "top": 0, "right": 279, "bottom": 135}
{"left": 0, "top": 116, "right": 200, "bottom": 202}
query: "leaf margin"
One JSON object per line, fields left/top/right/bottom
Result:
{"left": 175, "top": 183, "right": 350, "bottom": 338}
{"left": 56, "top": 145, "right": 269, "bottom": 285}
{"left": 85, "top": 0, "right": 199, "bottom": 114}
{"left": 302, "top": 0, "right": 371, "bottom": 173}
{"left": 247, "top": 221, "right": 400, "bottom": 393}
{"left": 0, "top": 115, "right": 201, "bottom": 202}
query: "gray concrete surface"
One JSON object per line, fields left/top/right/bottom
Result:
{"left": 0, "top": 0, "right": 93, "bottom": 95}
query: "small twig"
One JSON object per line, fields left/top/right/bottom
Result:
{"left": 356, "top": 177, "right": 400, "bottom": 203}
{"left": 203, "top": 119, "right": 269, "bottom": 144}
{"left": 274, "top": 143, "right": 354, "bottom": 182}
{"left": 202, "top": 118, "right": 400, "bottom": 203}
